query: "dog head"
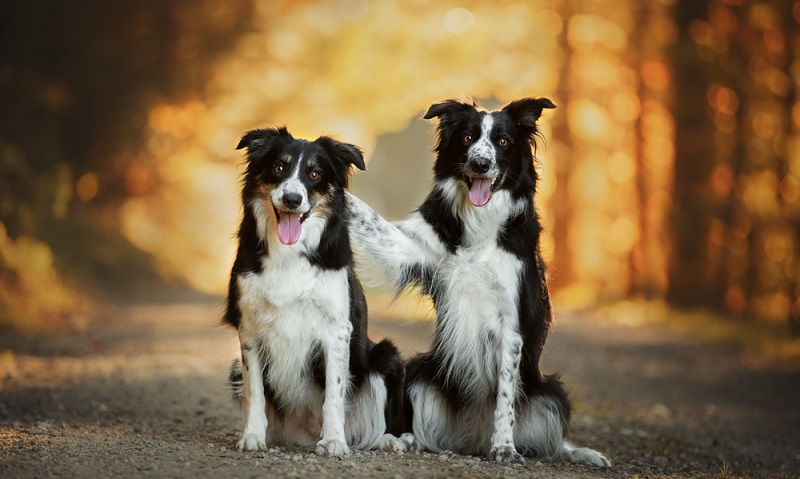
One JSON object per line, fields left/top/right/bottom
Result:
{"left": 424, "top": 97, "right": 555, "bottom": 206}
{"left": 237, "top": 127, "right": 365, "bottom": 245}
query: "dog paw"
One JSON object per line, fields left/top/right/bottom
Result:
{"left": 490, "top": 445, "right": 525, "bottom": 464}
{"left": 567, "top": 447, "right": 612, "bottom": 467}
{"left": 316, "top": 438, "right": 350, "bottom": 457}
{"left": 399, "top": 432, "right": 423, "bottom": 453}
{"left": 377, "top": 433, "right": 406, "bottom": 454}
{"left": 236, "top": 433, "right": 266, "bottom": 452}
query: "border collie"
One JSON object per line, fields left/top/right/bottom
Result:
{"left": 225, "top": 127, "right": 405, "bottom": 456}
{"left": 346, "top": 98, "right": 610, "bottom": 466}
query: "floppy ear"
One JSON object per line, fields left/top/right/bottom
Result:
{"left": 316, "top": 136, "right": 366, "bottom": 171}
{"left": 423, "top": 99, "right": 476, "bottom": 123}
{"left": 236, "top": 127, "right": 292, "bottom": 154}
{"left": 424, "top": 99, "right": 478, "bottom": 153}
{"left": 502, "top": 97, "right": 556, "bottom": 130}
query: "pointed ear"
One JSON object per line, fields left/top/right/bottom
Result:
{"left": 316, "top": 136, "right": 366, "bottom": 171}
{"left": 423, "top": 99, "right": 476, "bottom": 122}
{"left": 502, "top": 97, "right": 556, "bottom": 130}
{"left": 236, "top": 127, "right": 292, "bottom": 154}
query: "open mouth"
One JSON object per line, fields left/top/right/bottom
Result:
{"left": 273, "top": 207, "right": 310, "bottom": 245}
{"left": 465, "top": 176, "right": 497, "bottom": 206}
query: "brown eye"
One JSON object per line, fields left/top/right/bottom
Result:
{"left": 463, "top": 134, "right": 473, "bottom": 144}
{"left": 273, "top": 164, "right": 284, "bottom": 174}
{"left": 309, "top": 171, "right": 320, "bottom": 181}
{"left": 498, "top": 138, "right": 509, "bottom": 147}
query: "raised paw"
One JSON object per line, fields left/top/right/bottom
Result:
{"left": 568, "top": 447, "right": 612, "bottom": 467}
{"left": 377, "top": 433, "right": 406, "bottom": 454}
{"left": 490, "top": 445, "right": 525, "bottom": 464}
{"left": 399, "top": 432, "right": 423, "bottom": 453}
{"left": 236, "top": 432, "right": 266, "bottom": 452}
{"left": 316, "top": 438, "right": 350, "bottom": 458}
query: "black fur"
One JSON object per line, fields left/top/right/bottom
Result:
{"left": 225, "top": 126, "right": 404, "bottom": 441}
{"left": 408, "top": 98, "right": 572, "bottom": 449}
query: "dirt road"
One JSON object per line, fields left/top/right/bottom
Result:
{"left": 1, "top": 300, "right": 798, "bottom": 478}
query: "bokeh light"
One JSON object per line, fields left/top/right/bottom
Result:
{"left": 2, "top": 0, "right": 798, "bottom": 330}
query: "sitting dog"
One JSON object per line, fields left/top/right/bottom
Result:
{"left": 346, "top": 98, "right": 610, "bottom": 466}
{"left": 225, "top": 127, "right": 405, "bottom": 456}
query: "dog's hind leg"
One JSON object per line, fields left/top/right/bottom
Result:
{"left": 344, "top": 375, "right": 407, "bottom": 454}
{"left": 374, "top": 339, "right": 408, "bottom": 453}
{"left": 513, "top": 393, "right": 567, "bottom": 460}
{"left": 405, "top": 358, "right": 494, "bottom": 456}
{"left": 514, "top": 377, "right": 611, "bottom": 467}
{"left": 405, "top": 381, "right": 452, "bottom": 454}
{"left": 348, "top": 339, "right": 408, "bottom": 453}
{"left": 561, "top": 440, "right": 612, "bottom": 467}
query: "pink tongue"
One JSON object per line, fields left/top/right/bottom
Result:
{"left": 277, "top": 213, "right": 302, "bottom": 245}
{"left": 468, "top": 178, "right": 493, "bottom": 206}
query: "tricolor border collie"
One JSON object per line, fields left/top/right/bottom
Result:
{"left": 225, "top": 127, "right": 405, "bottom": 456}
{"left": 346, "top": 98, "right": 610, "bottom": 466}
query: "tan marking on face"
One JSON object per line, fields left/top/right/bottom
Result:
{"left": 307, "top": 186, "right": 334, "bottom": 219}
{"left": 256, "top": 181, "right": 272, "bottom": 200}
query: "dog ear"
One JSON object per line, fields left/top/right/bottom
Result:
{"left": 236, "top": 127, "right": 292, "bottom": 154}
{"left": 423, "top": 99, "right": 476, "bottom": 123}
{"left": 316, "top": 136, "right": 366, "bottom": 171}
{"left": 424, "top": 99, "right": 478, "bottom": 153}
{"left": 502, "top": 97, "right": 556, "bottom": 130}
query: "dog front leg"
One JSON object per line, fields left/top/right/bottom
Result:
{"left": 489, "top": 331, "right": 524, "bottom": 464}
{"left": 346, "top": 192, "right": 437, "bottom": 288}
{"left": 316, "top": 323, "right": 352, "bottom": 457}
{"left": 237, "top": 340, "right": 268, "bottom": 451}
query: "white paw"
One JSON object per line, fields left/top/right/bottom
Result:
{"left": 568, "top": 447, "right": 611, "bottom": 467}
{"left": 399, "top": 432, "right": 423, "bottom": 453}
{"left": 236, "top": 432, "right": 266, "bottom": 452}
{"left": 316, "top": 438, "right": 350, "bottom": 457}
{"left": 377, "top": 433, "right": 406, "bottom": 454}
{"left": 490, "top": 445, "right": 525, "bottom": 464}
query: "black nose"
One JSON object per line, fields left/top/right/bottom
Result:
{"left": 282, "top": 192, "right": 302, "bottom": 210}
{"left": 470, "top": 158, "right": 491, "bottom": 174}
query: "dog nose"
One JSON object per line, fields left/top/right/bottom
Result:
{"left": 282, "top": 192, "right": 302, "bottom": 210}
{"left": 470, "top": 158, "right": 491, "bottom": 174}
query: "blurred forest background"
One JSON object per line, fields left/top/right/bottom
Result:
{"left": 1, "top": 0, "right": 799, "bottom": 346}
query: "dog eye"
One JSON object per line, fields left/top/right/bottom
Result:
{"left": 463, "top": 134, "right": 472, "bottom": 144}
{"left": 498, "top": 138, "right": 509, "bottom": 147}
{"left": 273, "top": 164, "right": 284, "bottom": 175}
{"left": 308, "top": 171, "right": 320, "bottom": 181}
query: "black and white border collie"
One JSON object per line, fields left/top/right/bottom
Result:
{"left": 346, "top": 98, "right": 610, "bottom": 466}
{"left": 225, "top": 127, "right": 405, "bottom": 456}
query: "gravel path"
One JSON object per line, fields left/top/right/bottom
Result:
{"left": 1, "top": 300, "right": 798, "bottom": 478}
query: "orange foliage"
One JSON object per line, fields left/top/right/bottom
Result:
{"left": 0, "top": 222, "right": 87, "bottom": 332}
{"left": 100, "top": 0, "right": 796, "bottom": 326}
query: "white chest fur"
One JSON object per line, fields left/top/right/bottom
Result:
{"left": 432, "top": 180, "right": 526, "bottom": 398}
{"left": 237, "top": 250, "right": 351, "bottom": 412}
{"left": 434, "top": 244, "right": 522, "bottom": 397}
